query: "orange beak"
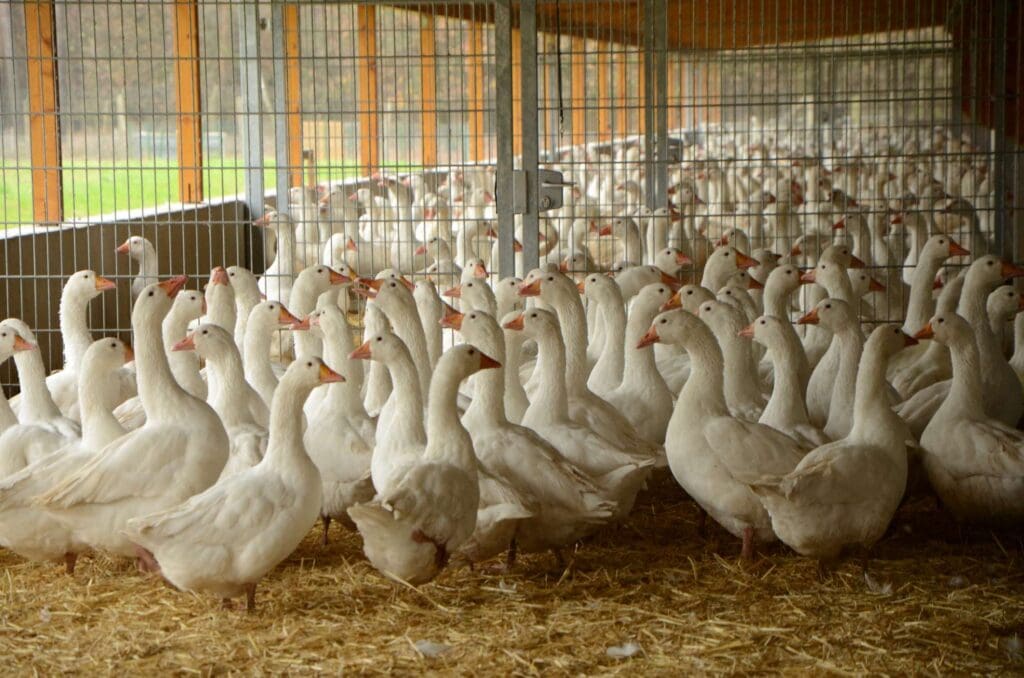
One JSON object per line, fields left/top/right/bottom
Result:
{"left": 158, "top": 275, "right": 188, "bottom": 298}
{"left": 734, "top": 251, "right": 757, "bottom": 269}
{"left": 308, "top": 313, "right": 322, "bottom": 328}
{"left": 290, "top": 316, "right": 311, "bottom": 331}
{"left": 278, "top": 306, "right": 301, "bottom": 325}
{"left": 414, "top": 243, "right": 428, "bottom": 256}
{"left": 361, "top": 278, "right": 384, "bottom": 291}
{"left": 115, "top": 240, "right": 131, "bottom": 255}
{"left": 518, "top": 279, "right": 542, "bottom": 297}
{"left": 349, "top": 340, "right": 373, "bottom": 360}
{"left": 737, "top": 323, "right": 755, "bottom": 338}
{"left": 913, "top": 322, "right": 935, "bottom": 340}
{"left": 947, "top": 240, "right": 969, "bottom": 257}
{"left": 123, "top": 345, "right": 134, "bottom": 363}
{"left": 868, "top": 278, "right": 886, "bottom": 292}
{"left": 790, "top": 244, "right": 803, "bottom": 256}
{"left": 636, "top": 326, "right": 661, "bottom": 348}
{"left": 440, "top": 308, "right": 464, "bottom": 330}
{"left": 797, "top": 308, "right": 820, "bottom": 325}
{"left": 576, "top": 280, "right": 586, "bottom": 294}
{"left": 319, "top": 363, "right": 346, "bottom": 383}
{"left": 503, "top": 313, "right": 525, "bottom": 331}
{"left": 849, "top": 255, "right": 867, "bottom": 269}
{"left": 800, "top": 269, "right": 817, "bottom": 284}
{"left": 94, "top": 275, "right": 117, "bottom": 291}
{"left": 676, "top": 252, "right": 693, "bottom": 266}
{"left": 171, "top": 334, "right": 196, "bottom": 352}
{"left": 473, "top": 263, "right": 488, "bottom": 279}
{"left": 328, "top": 268, "right": 351, "bottom": 285}
{"left": 398, "top": 276, "right": 416, "bottom": 291}
{"left": 1000, "top": 261, "right": 1024, "bottom": 278}
{"left": 932, "top": 277, "right": 944, "bottom": 291}
{"left": 660, "top": 291, "right": 682, "bottom": 312}
{"left": 442, "top": 285, "right": 462, "bottom": 298}
{"left": 715, "top": 235, "right": 729, "bottom": 248}
{"left": 210, "top": 266, "right": 229, "bottom": 286}
{"left": 659, "top": 271, "right": 682, "bottom": 290}
{"left": 747, "top": 277, "right": 764, "bottom": 290}
{"left": 346, "top": 237, "right": 358, "bottom": 252}
{"left": 12, "top": 335, "right": 35, "bottom": 352}
{"left": 598, "top": 225, "right": 613, "bottom": 237}
{"left": 478, "top": 352, "right": 502, "bottom": 370}
{"left": 558, "top": 258, "right": 571, "bottom": 273}
{"left": 252, "top": 213, "right": 272, "bottom": 227}
{"left": 353, "top": 285, "right": 377, "bottom": 299}
{"left": 832, "top": 219, "right": 846, "bottom": 230}
{"left": 513, "top": 239, "right": 523, "bottom": 253}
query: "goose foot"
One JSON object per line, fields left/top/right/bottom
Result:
{"left": 506, "top": 538, "right": 518, "bottom": 570}
{"left": 321, "top": 515, "right": 332, "bottom": 547}
{"left": 134, "top": 545, "right": 160, "bottom": 574}
{"left": 63, "top": 552, "right": 77, "bottom": 575}
{"left": 552, "top": 548, "right": 566, "bottom": 570}
{"left": 740, "top": 527, "right": 755, "bottom": 561}
{"left": 816, "top": 558, "right": 836, "bottom": 580}
{"left": 696, "top": 508, "right": 708, "bottom": 539}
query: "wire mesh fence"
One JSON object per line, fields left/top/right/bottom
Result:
{"left": 1, "top": 0, "right": 1022, "bottom": 391}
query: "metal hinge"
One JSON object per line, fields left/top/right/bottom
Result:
{"left": 512, "top": 169, "right": 572, "bottom": 214}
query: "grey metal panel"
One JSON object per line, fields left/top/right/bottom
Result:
{"left": 519, "top": 0, "right": 540, "bottom": 272}
{"left": 643, "top": 0, "right": 656, "bottom": 209}
{"left": 494, "top": 0, "right": 515, "bottom": 278}
{"left": 654, "top": 0, "right": 668, "bottom": 206}
{"left": 236, "top": 1, "right": 265, "bottom": 219}
{"left": 271, "top": 1, "right": 292, "bottom": 213}
{"left": 991, "top": 0, "right": 1010, "bottom": 259}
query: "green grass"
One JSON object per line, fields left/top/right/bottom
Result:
{"left": 0, "top": 156, "right": 373, "bottom": 227}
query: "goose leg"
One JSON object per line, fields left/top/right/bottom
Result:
{"left": 696, "top": 507, "right": 708, "bottom": 539}
{"left": 506, "top": 538, "right": 518, "bottom": 570}
{"left": 245, "top": 583, "right": 257, "bottom": 612}
{"left": 321, "top": 515, "right": 332, "bottom": 546}
{"left": 64, "top": 552, "right": 77, "bottom": 575}
{"left": 740, "top": 527, "right": 755, "bottom": 560}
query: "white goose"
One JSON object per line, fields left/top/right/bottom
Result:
{"left": 203, "top": 266, "right": 237, "bottom": 334}
{"left": 116, "top": 235, "right": 159, "bottom": 300}
{"left": 348, "top": 343, "right": 490, "bottom": 585}
{"left": 580, "top": 273, "right": 626, "bottom": 399}
{"left": 0, "top": 326, "right": 28, "bottom": 435}
{"left": 698, "top": 299, "right": 766, "bottom": 422}
{"left": 0, "top": 338, "right": 132, "bottom": 573}
{"left": 37, "top": 277, "right": 230, "bottom": 559}
{"left": 242, "top": 301, "right": 302, "bottom": 410}
{"left": 800, "top": 299, "right": 864, "bottom": 440}
{"left": 741, "top": 325, "right": 915, "bottom": 561}
{"left": 917, "top": 313, "right": 1024, "bottom": 523}
{"left": 227, "top": 266, "right": 262, "bottom": 354}
{"left": 254, "top": 212, "right": 297, "bottom": 305}
{"left": 643, "top": 309, "right": 804, "bottom": 558}
{"left": 125, "top": 358, "right": 339, "bottom": 611}
{"left": 288, "top": 264, "right": 351, "bottom": 359}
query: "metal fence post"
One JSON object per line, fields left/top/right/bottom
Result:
{"left": 991, "top": 0, "right": 1010, "bottom": 260}
{"left": 236, "top": 1, "right": 264, "bottom": 219}
{"left": 494, "top": 0, "right": 515, "bottom": 278}
{"left": 271, "top": 1, "right": 290, "bottom": 212}
{"left": 519, "top": 0, "right": 540, "bottom": 272}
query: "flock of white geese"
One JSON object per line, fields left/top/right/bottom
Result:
{"left": 1, "top": 126, "right": 1022, "bottom": 611}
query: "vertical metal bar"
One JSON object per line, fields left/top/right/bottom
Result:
{"left": 236, "top": 1, "right": 264, "bottom": 217}
{"left": 173, "top": 0, "right": 203, "bottom": 204}
{"left": 271, "top": 2, "right": 291, "bottom": 210}
{"left": 654, "top": 0, "right": 668, "bottom": 206}
{"left": 468, "top": 14, "right": 485, "bottom": 162}
{"left": 992, "top": 0, "right": 1010, "bottom": 259}
{"left": 643, "top": 0, "right": 656, "bottom": 208}
{"left": 24, "top": 0, "right": 62, "bottom": 224}
{"left": 597, "top": 46, "right": 610, "bottom": 141}
{"left": 494, "top": 0, "right": 515, "bottom": 278}
{"left": 520, "top": 0, "right": 540, "bottom": 271}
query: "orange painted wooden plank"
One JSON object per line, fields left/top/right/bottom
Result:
{"left": 283, "top": 4, "right": 303, "bottom": 188}
{"left": 24, "top": 0, "right": 61, "bottom": 223}
{"left": 468, "top": 18, "right": 485, "bottom": 161}
{"left": 571, "top": 37, "right": 586, "bottom": 146}
{"left": 597, "top": 47, "right": 609, "bottom": 141}
{"left": 357, "top": 6, "right": 379, "bottom": 176}
{"left": 616, "top": 49, "right": 627, "bottom": 136}
{"left": 420, "top": 14, "right": 437, "bottom": 167}
{"left": 637, "top": 49, "right": 645, "bottom": 134}
{"left": 173, "top": 0, "right": 202, "bottom": 204}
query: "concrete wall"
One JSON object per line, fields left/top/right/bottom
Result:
{"left": 1, "top": 200, "right": 263, "bottom": 394}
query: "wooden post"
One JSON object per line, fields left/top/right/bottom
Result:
{"left": 420, "top": 14, "right": 438, "bottom": 167}
{"left": 468, "top": 17, "right": 485, "bottom": 161}
{"left": 283, "top": 4, "right": 303, "bottom": 188}
{"left": 597, "top": 47, "right": 610, "bottom": 141}
{"left": 512, "top": 26, "right": 522, "bottom": 157}
{"left": 357, "top": 5, "right": 379, "bottom": 176}
{"left": 571, "top": 37, "right": 586, "bottom": 146}
{"left": 637, "top": 49, "right": 645, "bottom": 135}
{"left": 173, "top": 0, "right": 202, "bottom": 204}
{"left": 615, "top": 49, "right": 627, "bottom": 137}
{"left": 24, "top": 0, "right": 61, "bottom": 224}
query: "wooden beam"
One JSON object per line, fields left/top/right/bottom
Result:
{"left": 172, "top": 0, "right": 202, "bottom": 204}
{"left": 468, "top": 17, "right": 485, "bottom": 161}
{"left": 615, "top": 49, "right": 627, "bottom": 137}
{"left": 571, "top": 37, "right": 586, "bottom": 146}
{"left": 637, "top": 49, "right": 645, "bottom": 135}
{"left": 283, "top": 4, "right": 303, "bottom": 188}
{"left": 512, "top": 27, "right": 522, "bottom": 157}
{"left": 24, "top": 0, "right": 61, "bottom": 224}
{"left": 357, "top": 6, "right": 379, "bottom": 176}
{"left": 597, "top": 47, "right": 610, "bottom": 141}
{"left": 420, "top": 14, "right": 437, "bottom": 167}
{"left": 542, "top": 37, "right": 552, "bottom": 151}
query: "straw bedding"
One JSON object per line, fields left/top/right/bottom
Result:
{"left": 1, "top": 475, "right": 1022, "bottom": 674}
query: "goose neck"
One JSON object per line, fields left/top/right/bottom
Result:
{"left": 761, "top": 335, "right": 810, "bottom": 427}
{"left": 944, "top": 333, "right": 987, "bottom": 419}
{"left": 425, "top": 365, "right": 475, "bottom": 470}
{"left": 60, "top": 291, "right": 93, "bottom": 370}
{"left": 12, "top": 350, "right": 62, "bottom": 421}
{"left": 678, "top": 326, "right": 729, "bottom": 416}
{"left": 264, "top": 381, "right": 313, "bottom": 466}
{"left": 135, "top": 309, "right": 191, "bottom": 420}
{"left": 592, "top": 296, "right": 626, "bottom": 384}
{"left": 904, "top": 255, "right": 943, "bottom": 333}
{"left": 531, "top": 327, "right": 571, "bottom": 420}
{"left": 384, "top": 350, "right": 425, "bottom": 432}
{"left": 848, "top": 340, "right": 893, "bottom": 439}
{"left": 551, "top": 295, "right": 590, "bottom": 392}
{"left": 621, "top": 302, "right": 662, "bottom": 381}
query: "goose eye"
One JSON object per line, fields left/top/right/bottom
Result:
{"left": 307, "top": 362, "right": 313, "bottom": 367}
{"left": 658, "top": 288, "right": 664, "bottom": 293}
{"left": 111, "top": 342, "right": 117, "bottom": 348}
{"left": 760, "top": 319, "right": 766, "bottom": 324}
{"left": 988, "top": 261, "right": 994, "bottom": 266}
{"left": 660, "top": 318, "right": 667, "bottom": 324}
{"left": 317, "top": 268, "right": 323, "bottom": 274}
{"left": 547, "top": 277, "right": 554, "bottom": 282}
{"left": 938, "top": 239, "right": 945, "bottom": 244}
{"left": 202, "top": 330, "right": 208, "bottom": 335}
{"left": 376, "top": 337, "right": 382, "bottom": 342}
{"left": 938, "top": 318, "right": 945, "bottom": 323}
{"left": 468, "top": 349, "right": 475, "bottom": 355}
{"left": 687, "top": 290, "right": 693, "bottom": 295}
{"left": 530, "top": 313, "right": 537, "bottom": 318}
{"left": 148, "top": 291, "right": 154, "bottom": 297}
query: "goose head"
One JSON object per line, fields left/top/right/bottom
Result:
{"left": 965, "top": 255, "right": 1024, "bottom": 291}
{"left": 986, "top": 285, "right": 1024, "bottom": 325}
{"left": 450, "top": 279, "right": 495, "bottom": 315}
{"left": 696, "top": 299, "right": 746, "bottom": 338}
{"left": 865, "top": 323, "right": 918, "bottom": 358}
{"left": 739, "top": 315, "right": 789, "bottom": 348}
{"left": 913, "top": 312, "right": 971, "bottom": 346}
{"left": 172, "top": 323, "right": 235, "bottom": 358}
{"left": 765, "top": 264, "right": 808, "bottom": 297}
{"left": 633, "top": 282, "right": 674, "bottom": 316}
{"left": 456, "top": 310, "right": 504, "bottom": 359}
{"left": 655, "top": 247, "right": 692, "bottom": 276}
{"left": 461, "top": 258, "right": 489, "bottom": 283}
{"left": 133, "top": 277, "right": 188, "bottom": 325}
{"left": 65, "top": 270, "right": 117, "bottom": 303}
{"left": 247, "top": 301, "right": 302, "bottom": 334}
{"left": 414, "top": 236, "right": 452, "bottom": 260}
{"left": 0, "top": 323, "right": 35, "bottom": 363}
{"left": 918, "top": 234, "right": 969, "bottom": 265}
{"left": 725, "top": 269, "right": 763, "bottom": 292}
{"left": 818, "top": 243, "right": 864, "bottom": 269}
{"left": 848, "top": 270, "right": 886, "bottom": 298}
{"left": 800, "top": 259, "right": 849, "bottom": 290}
{"left": 280, "top": 357, "right": 345, "bottom": 396}
{"left": 82, "top": 337, "right": 134, "bottom": 379}
{"left": 436, "top": 343, "right": 501, "bottom": 381}
{"left": 227, "top": 266, "right": 261, "bottom": 300}
{"left": 636, "top": 309, "right": 708, "bottom": 348}
{"left": 578, "top": 272, "right": 621, "bottom": 305}
{"left": 798, "top": 298, "right": 855, "bottom": 334}
{"left": 503, "top": 307, "right": 559, "bottom": 342}
{"left": 168, "top": 288, "right": 206, "bottom": 324}
{"left": 296, "top": 264, "right": 351, "bottom": 296}
{"left": 494, "top": 277, "right": 524, "bottom": 315}
{"left": 613, "top": 264, "right": 681, "bottom": 297}
{"left": 115, "top": 235, "right": 156, "bottom": 261}
{"left": 661, "top": 284, "right": 714, "bottom": 313}
{"left": 349, "top": 330, "right": 410, "bottom": 365}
